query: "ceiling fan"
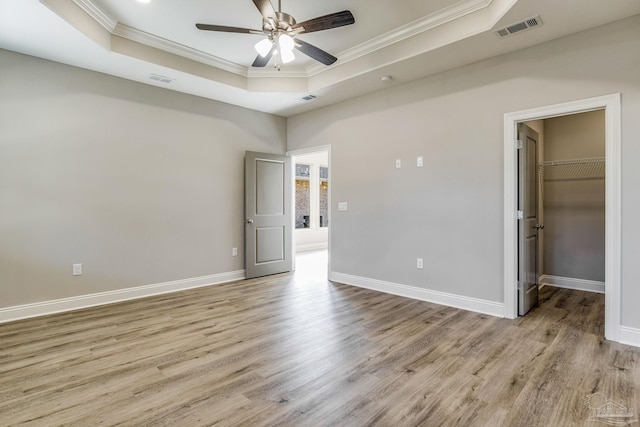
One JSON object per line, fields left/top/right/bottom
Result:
{"left": 196, "top": 0, "right": 355, "bottom": 69}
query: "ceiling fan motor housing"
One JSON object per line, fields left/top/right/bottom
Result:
{"left": 264, "top": 12, "right": 296, "bottom": 34}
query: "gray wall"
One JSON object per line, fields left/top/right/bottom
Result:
{"left": 542, "top": 111, "right": 605, "bottom": 281}
{"left": 0, "top": 49, "right": 286, "bottom": 308}
{"left": 287, "top": 16, "right": 640, "bottom": 329}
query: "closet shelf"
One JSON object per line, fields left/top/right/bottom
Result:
{"left": 538, "top": 157, "right": 605, "bottom": 181}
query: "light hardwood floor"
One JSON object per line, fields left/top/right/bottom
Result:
{"left": 1, "top": 252, "right": 639, "bottom": 426}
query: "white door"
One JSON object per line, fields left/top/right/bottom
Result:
{"left": 518, "top": 124, "right": 542, "bottom": 315}
{"left": 245, "top": 151, "right": 292, "bottom": 279}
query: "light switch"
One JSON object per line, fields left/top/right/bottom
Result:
{"left": 338, "top": 202, "right": 348, "bottom": 211}
{"left": 417, "top": 156, "right": 424, "bottom": 167}
{"left": 396, "top": 159, "right": 401, "bottom": 169}
{"left": 73, "top": 264, "right": 82, "bottom": 276}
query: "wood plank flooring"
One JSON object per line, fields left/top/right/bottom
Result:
{"left": 1, "top": 253, "right": 639, "bottom": 426}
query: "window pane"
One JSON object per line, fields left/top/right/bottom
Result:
{"left": 320, "top": 166, "right": 328, "bottom": 227}
{"left": 296, "top": 163, "right": 310, "bottom": 178}
{"left": 295, "top": 163, "right": 310, "bottom": 229}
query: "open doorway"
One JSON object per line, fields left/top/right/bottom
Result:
{"left": 517, "top": 111, "right": 606, "bottom": 326}
{"left": 288, "top": 146, "right": 331, "bottom": 278}
{"left": 528, "top": 110, "right": 606, "bottom": 293}
{"left": 504, "top": 94, "right": 621, "bottom": 342}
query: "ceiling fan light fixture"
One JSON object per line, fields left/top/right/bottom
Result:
{"left": 255, "top": 38, "right": 273, "bottom": 57}
{"left": 280, "top": 48, "right": 295, "bottom": 64}
{"left": 278, "top": 34, "right": 295, "bottom": 63}
{"left": 279, "top": 34, "right": 294, "bottom": 51}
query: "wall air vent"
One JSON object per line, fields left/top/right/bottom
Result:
{"left": 495, "top": 15, "right": 542, "bottom": 38}
{"left": 149, "top": 74, "right": 175, "bottom": 84}
{"left": 301, "top": 94, "right": 317, "bottom": 102}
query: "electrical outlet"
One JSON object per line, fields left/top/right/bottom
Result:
{"left": 72, "top": 263, "right": 82, "bottom": 276}
{"left": 232, "top": 247, "right": 238, "bottom": 257}
{"left": 416, "top": 258, "right": 424, "bottom": 269}
{"left": 417, "top": 156, "right": 424, "bottom": 167}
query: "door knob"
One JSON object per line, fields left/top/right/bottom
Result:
{"left": 534, "top": 224, "right": 544, "bottom": 230}
{"left": 246, "top": 219, "right": 254, "bottom": 224}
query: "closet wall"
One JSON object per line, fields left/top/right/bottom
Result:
{"left": 541, "top": 110, "right": 605, "bottom": 282}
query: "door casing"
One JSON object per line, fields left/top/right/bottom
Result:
{"left": 503, "top": 93, "right": 621, "bottom": 341}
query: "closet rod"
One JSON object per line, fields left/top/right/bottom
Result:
{"left": 540, "top": 157, "right": 605, "bottom": 167}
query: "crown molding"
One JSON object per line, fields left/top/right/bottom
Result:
{"left": 116, "top": 23, "right": 309, "bottom": 79}
{"left": 306, "top": 0, "right": 492, "bottom": 76}
{"left": 247, "top": 68, "right": 308, "bottom": 79}
{"left": 70, "top": 0, "right": 247, "bottom": 76}
{"left": 72, "top": 0, "right": 494, "bottom": 80}
{"left": 71, "top": 0, "right": 116, "bottom": 31}
{"left": 113, "top": 24, "right": 247, "bottom": 76}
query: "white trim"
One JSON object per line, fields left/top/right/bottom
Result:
{"left": 247, "top": 68, "right": 312, "bottom": 79}
{"left": 296, "top": 242, "right": 328, "bottom": 253}
{"left": 71, "top": 0, "right": 117, "bottom": 31}
{"left": 0, "top": 270, "right": 245, "bottom": 324}
{"left": 306, "top": 0, "right": 491, "bottom": 76}
{"left": 113, "top": 24, "right": 248, "bottom": 77}
{"left": 503, "top": 93, "right": 621, "bottom": 342}
{"left": 72, "top": 0, "right": 494, "bottom": 79}
{"left": 330, "top": 272, "right": 504, "bottom": 317}
{"left": 539, "top": 275, "right": 605, "bottom": 294}
{"left": 286, "top": 145, "right": 332, "bottom": 157}
{"left": 620, "top": 326, "right": 640, "bottom": 348}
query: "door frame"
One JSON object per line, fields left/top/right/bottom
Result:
{"left": 503, "top": 93, "right": 621, "bottom": 341}
{"left": 286, "top": 145, "right": 332, "bottom": 274}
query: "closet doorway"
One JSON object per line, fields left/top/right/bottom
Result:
{"left": 504, "top": 94, "right": 621, "bottom": 341}
{"left": 526, "top": 111, "right": 605, "bottom": 298}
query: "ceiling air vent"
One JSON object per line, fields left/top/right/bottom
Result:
{"left": 149, "top": 73, "right": 175, "bottom": 84}
{"left": 495, "top": 15, "right": 542, "bottom": 38}
{"left": 301, "top": 94, "right": 317, "bottom": 102}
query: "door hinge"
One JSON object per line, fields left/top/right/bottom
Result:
{"left": 516, "top": 140, "right": 523, "bottom": 149}
{"left": 517, "top": 210, "right": 524, "bottom": 220}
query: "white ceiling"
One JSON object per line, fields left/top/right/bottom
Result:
{"left": 1, "top": 0, "right": 639, "bottom": 117}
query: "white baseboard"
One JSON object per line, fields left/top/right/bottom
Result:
{"left": 296, "top": 243, "right": 328, "bottom": 253}
{"left": 0, "top": 270, "right": 245, "bottom": 324}
{"left": 620, "top": 326, "right": 640, "bottom": 348}
{"left": 539, "top": 275, "right": 605, "bottom": 294}
{"left": 329, "top": 272, "right": 504, "bottom": 317}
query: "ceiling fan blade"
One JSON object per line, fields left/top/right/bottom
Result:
{"left": 252, "top": 0, "right": 277, "bottom": 20}
{"left": 196, "top": 24, "right": 263, "bottom": 34}
{"left": 293, "top": 10, "right": 355, "bottom": 34}
{"left": 294, "top": 39, "right": 337, "bottom": 65}
{"left": 252, "top": 45, "right": 275, "bottom": 67}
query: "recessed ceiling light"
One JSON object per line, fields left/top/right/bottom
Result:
{"left": 137, "top": 0, "right": 151, "bottom": 4}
